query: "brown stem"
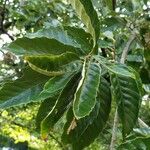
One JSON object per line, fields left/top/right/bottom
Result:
{"left": 109, "top": 109, "right": 119, "bottom": 150}
{"left": 120, "top": 33, "right": 136, "bottom": 64}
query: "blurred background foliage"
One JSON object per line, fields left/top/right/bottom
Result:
{"left": 0, "top": 0, "right": 150, "bottom": 149}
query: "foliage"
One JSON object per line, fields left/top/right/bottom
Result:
{"left": 0, "top": 0, "right": 150, "bottom": 149}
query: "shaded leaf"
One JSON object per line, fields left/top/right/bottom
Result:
{"left": 41, "top": 72, "right": 81, "bottom": 139}
{"left": 37, "top": 72, "right": 78, "bottom": 101}
{"left": 111, "top": 73, "right": 141, "bottom": 137}
{"left": 36, "top": 97, "right": 57, "bottom": 130}
{"left": 0, "top": 68, "right": 49, "bottom": 109}
{"left": 117, "top": 137, "right": 150, "bottom": 150}
{"left": 62, "top": 77, "right": 111, "bottom": 150}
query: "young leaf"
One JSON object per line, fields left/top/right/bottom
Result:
{"left": 41, "top": 72, "right": 81, "bottom": 139}
{"left": 25, "top": 52, "right": 81, "bottom": 76}
{"left": 69, "top": 0, "right": 100, "bottom": 45}
{"left": 62, "top": 77, "right": 111, "bottom": 150}
{"left": 0, "top": 68, "right": 49, "bottom": 109}
{"left": 73, "top": 60, "right": 101, "bottom": 119}
{"left": 111, "top": 73, "right": 141, "bottom": 138}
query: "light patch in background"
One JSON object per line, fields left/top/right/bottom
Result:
{"left": 0, "top": 34, "right": 12, "bottom": 47}
{"left": 0, "top": 52, "right": 3, "bottom": 61}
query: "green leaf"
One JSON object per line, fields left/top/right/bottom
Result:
{"left": 133, "top": 128, "right": 150, "bottom": 137}
{"left": 37, "top": 72, "right": 78, "bottom": 101}
{"left": 102, "top": 17, "right": 127, "bottom": 31}
{"left": 117, "top": 137, "right": 150, "bottom": 150}
{"left": 8, "top": 26, "right": 92, "bottom": 56}
{"left": 29, "top": 26, "right": 93, "bottom": 54}
{"left": 93, "top": 55, "right": 136, "bottom": 78}
{"left": 36, "top": 97, "right": 58, "bottom": 130}
{"left": 62, "top": 77, "right": 111, "bottom": 150}
{"left": 111, "top": 73, "right": 141, "bottom": 138}
{"left": 73, "top": 60, "right": 101, "bottom": 119}
{"left": 0, "top": 68, "right": 49, "bottom": 109}
{"left": 105, "top": 0, "right": 113, "bottom": 10}
{"left": 69, "top": 0, "right": 100, "bottom": 45}
{"left": 25, "top": 52, "right": 81, "bottom": 76}
{"left": 41, "top": 72, "right": 81, "bottom": 139}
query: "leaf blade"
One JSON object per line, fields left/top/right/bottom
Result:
{"left": 41, "top": 72, "right": 81, "bottom": 139}
{"left": 0, "top": 68, "right": 49, "bottom": 109}
{"left": 25, "top": 52, "right": 81, "bottom": 76}
{"left": 62, "top": 77, "right": 111, "bottom": 150}
{"left": 69, "top": 0, "right": 100, "bottom": 45}
{"left": 111, "top": 73, "right": 141, "bottom": 137}
{"left": 73, "top": 60, "right": 101, "bottom": 119}
{"left": 8, "top": 26, "right": 93, "bottom": 56}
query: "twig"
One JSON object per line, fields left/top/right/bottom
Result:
{"left": 120, "top": 33, "right": 136, "bottom": 64}
{"left": 110, "top": 33, "right": 136, "bottom": 150}
{"left": 109, "top": 109, "right": 119, "bottom": 150}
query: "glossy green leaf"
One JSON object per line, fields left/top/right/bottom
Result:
{"left": 111, "top": 73, "right": 141, "bottom": 138}
{"left": 25, "top": 52, "right": 81, "bottom": 76}
{"left": 69, "top": 0, "right": 100, "bottom": 45}
{"left": 29, "top": 26, "right": 93, "bottom": 54}
{"left": 62, "top": 77, "right": 111, "bottom": 150}
{"left": 73, "top": 60, "right": 101, "bottom": 119}
{"left": 41, "top": 72, "right": 81, "bottom": 139}
{"left": 0, "top": 68, "right": 49, "bottom": 109}
{"left": 8, "top": 26, "right": 92, "bottom": 56}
